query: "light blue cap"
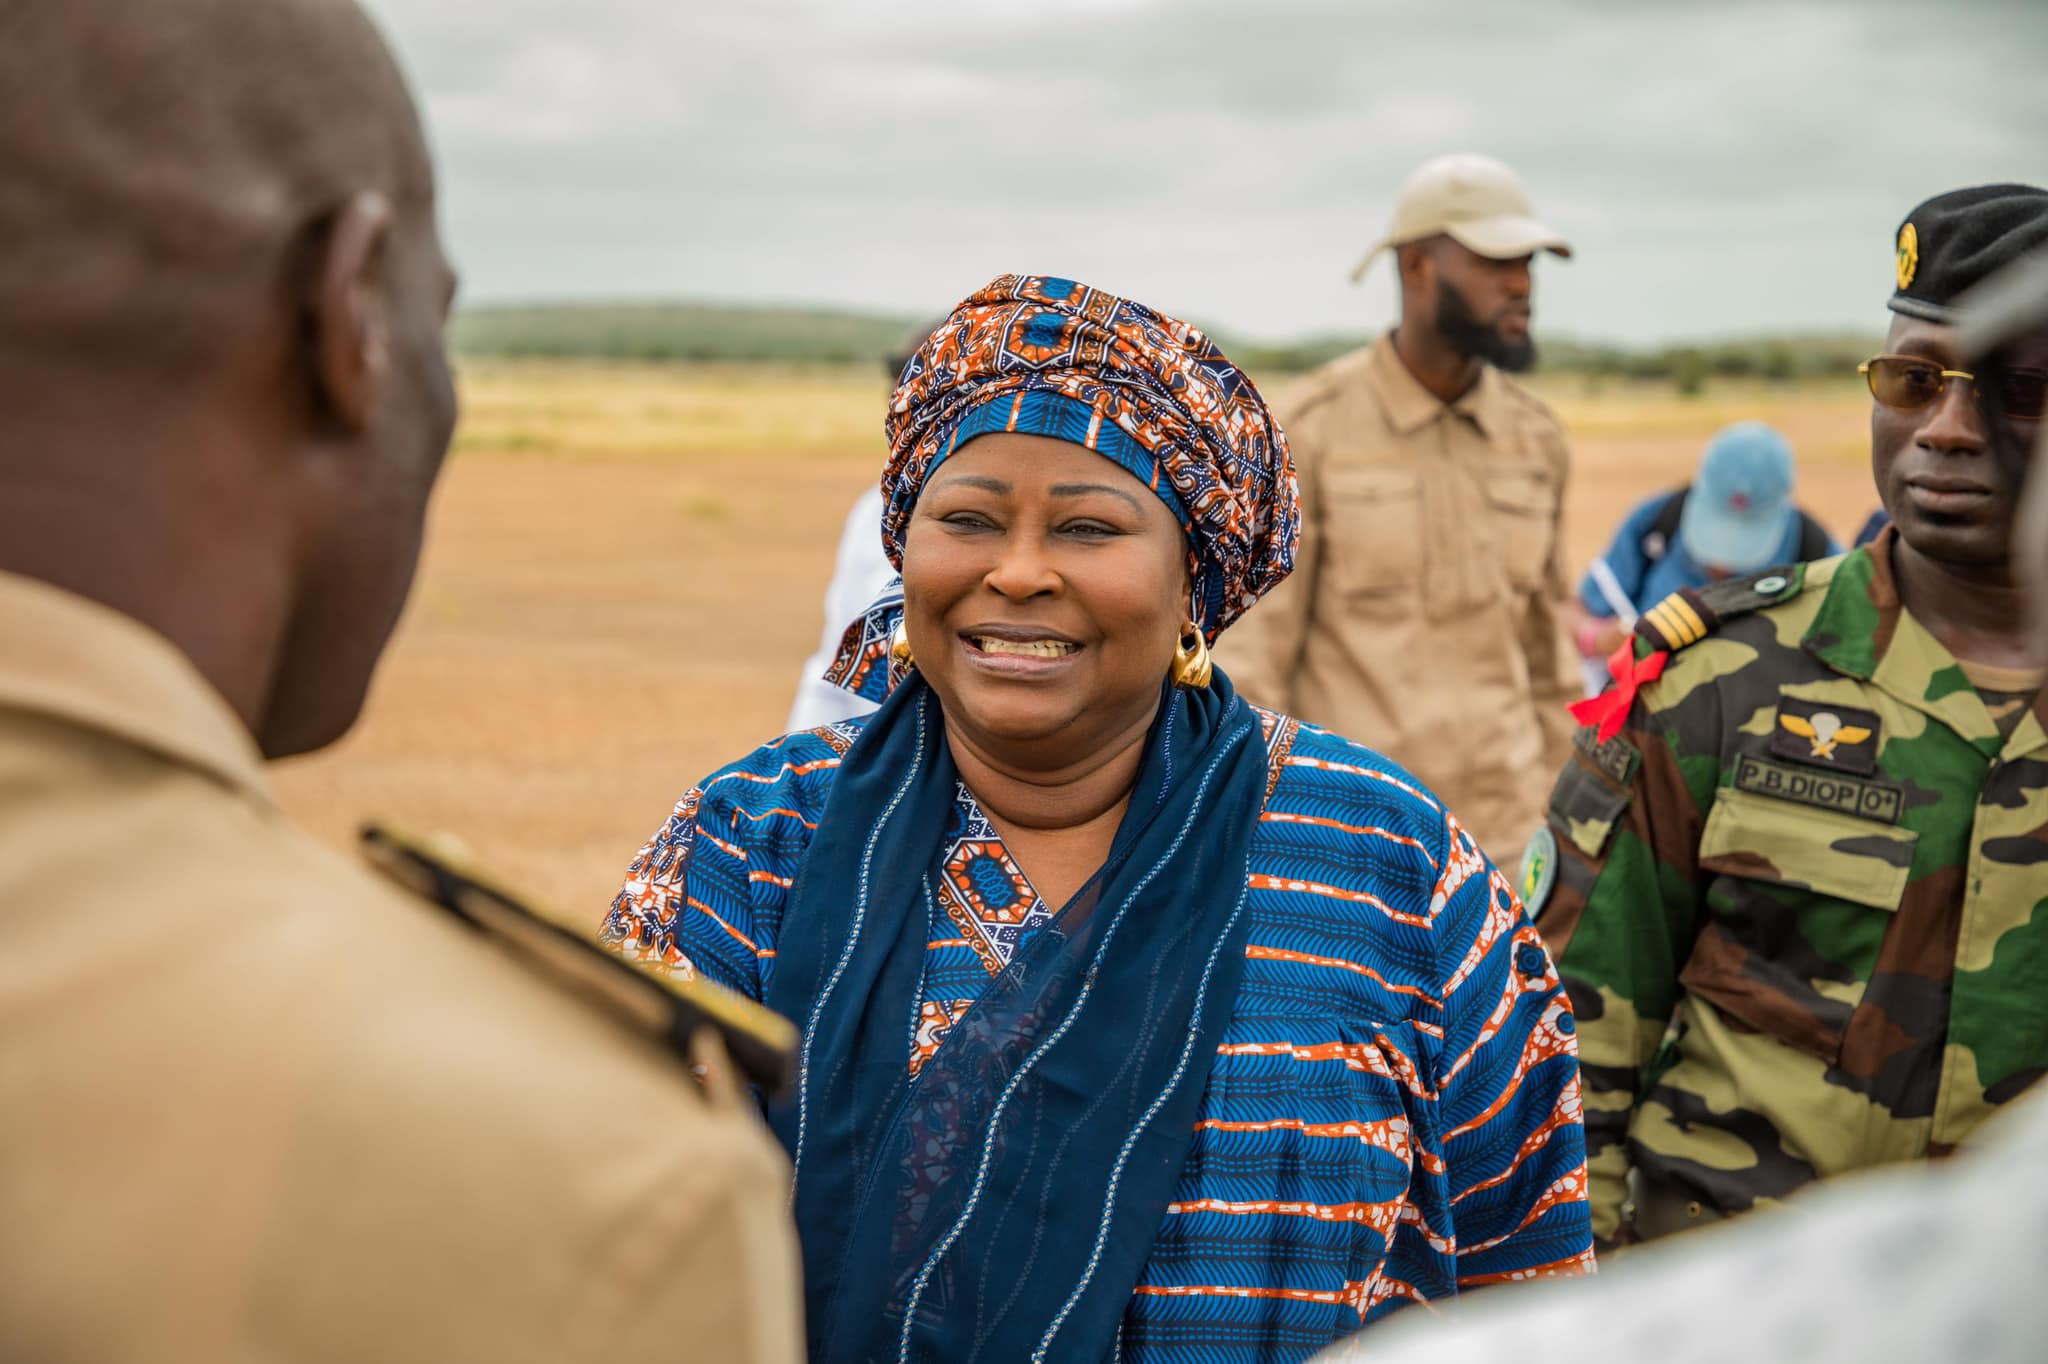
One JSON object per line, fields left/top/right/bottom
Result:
{"left": 1680, "top": 422, "right": 1797, "bottom": 573}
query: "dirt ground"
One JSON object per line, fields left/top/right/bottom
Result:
{"left": 271, "top": 362, "right": 1879, "bottom": 925}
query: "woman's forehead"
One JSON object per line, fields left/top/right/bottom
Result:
{"left": 930, "top": 433, "right": 1158, "bottom": 497}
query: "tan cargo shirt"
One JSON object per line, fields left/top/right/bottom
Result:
{"left": 1217, "top": 335, "right": 1578, "bottom": 860}
{"left": 0, "top": 571, "right": 802, "bottom": 1364}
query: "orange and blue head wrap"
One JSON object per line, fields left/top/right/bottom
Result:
{"left": 882, "top": 274, "right": 1299, "bottom": 640}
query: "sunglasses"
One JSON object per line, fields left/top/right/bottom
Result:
{"left": 1860, "top": 354, "right": 2048, "bottom": 421}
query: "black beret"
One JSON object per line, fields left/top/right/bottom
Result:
{"left": 1890, "top": 183, "right": 2048, "bottom": 323}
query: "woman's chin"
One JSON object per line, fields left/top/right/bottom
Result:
{"left": 937, "top": 685, "right": 1082, "bottom": 747}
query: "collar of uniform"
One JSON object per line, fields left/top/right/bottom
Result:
{"left": 0, "top": 570, "right": 271, "bottom": 800}
{"left": 1804, "top": 526, "right": 2006, "bottom": 755}
{"left": 1368, "top": 333, "right": 1506, "bottom": 438}
{"left": 1804, "top": 525, "right": 1900, "bottom": 681}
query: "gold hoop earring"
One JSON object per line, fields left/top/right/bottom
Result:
{"left": 1170, "top": 620, "right": 1212, "bottom": 689}
{"left": 889, "top": 621, "right": 915, "bottom": 669}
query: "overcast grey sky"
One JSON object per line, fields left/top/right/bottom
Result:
{"left": 363, "top": 0, "right": 2048, "bottom": 345}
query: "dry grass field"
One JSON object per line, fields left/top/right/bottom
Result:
{"left": 271, "top": 359, "right": 1879, "bottom": 926}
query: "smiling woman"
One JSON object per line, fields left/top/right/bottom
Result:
{"left": 602, "top": 274, "right": 1593, "bottom": 1363}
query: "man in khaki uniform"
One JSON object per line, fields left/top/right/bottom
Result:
{"left": 1219, "top": 154, "right": 1578, "bottom": 860}
{"left": 0, "top": 3, "right": 800, "bottom": 1360}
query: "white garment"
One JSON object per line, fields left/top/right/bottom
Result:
{"left": 1317, "top": 1090, "right": 2048, "bottom": 1363}
{"left": 1579, "top": 556, "right": 1638, "bottom": 698}
{"left": 785, "top": 487, "right": 896, "bottom": 733}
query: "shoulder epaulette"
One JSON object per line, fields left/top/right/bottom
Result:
{"left": 1633, "top": 565, "right": 1804, "bottom": 654}
{"left": 360, "top": 824, "right": 799, "bottom": 1095}
{"left": 1279, "top": 347, "right": 1372, "bottom": 422}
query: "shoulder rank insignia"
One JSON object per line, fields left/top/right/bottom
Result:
{"left": 1633, "top": 568, "right": 1803, "bottom": 656}
{"left": 361, "top": 824, "right": 798, "bottom": 1095}
{"left": 1573, "top": 569, "right": 1808, "bottom": 747}
{"left": 1633, "top": 586, "right": 1715, "bottom": 654}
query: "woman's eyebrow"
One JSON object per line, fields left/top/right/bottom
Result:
{"left": 1048, "top": 482, "right": 1147, "bottom": 514}
{"left": 928, "top": 473, "right": 1011, "bottom": 496}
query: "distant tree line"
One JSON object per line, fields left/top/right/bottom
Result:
{"left": 454, "top": 302, "right": 1880, "bottom": 392}
{"left": 1534, "top": 333, "right": 1883, "bottom": 393}
{"left": 453, "top": 302, "right": 919, "bottom": 367}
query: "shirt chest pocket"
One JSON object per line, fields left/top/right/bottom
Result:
{"left": 1679, "top": 785, "right": 1918, "bottom": 1063}
{"left": 1320, "top": 464, "right": 1422, "bottom": 602}
{"left": 1481, "top": 464, "right": 1556, "bottom": 593}
{"left": 1698, "top": 785, "right": 1917, "bottom": 909}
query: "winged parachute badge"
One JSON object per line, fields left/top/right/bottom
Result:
{"left": 1769, "top": 698, "right": 1883, "bottom": 774}
{"left": 1780, "top": 710, "right": 1871, "bottom": 761}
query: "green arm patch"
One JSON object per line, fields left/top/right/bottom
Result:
{"left": 1517, "top": 826, "right": 1560, "bottom": 918}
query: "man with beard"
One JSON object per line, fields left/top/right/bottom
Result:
{"left": 1218, "top": 153, "right": 1577, "bottom": 862}
{"left": 1529, "top": 184, "right": 2048, "bottom": 1254}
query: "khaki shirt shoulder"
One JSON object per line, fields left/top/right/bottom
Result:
{"left": 0, "top": 573, "right": 800, "bottom": 1364}
{"left": 1218, "top": 338, "right": 1576, "bottom": 861}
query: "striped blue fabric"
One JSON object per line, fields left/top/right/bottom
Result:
{"left": 605, "top": 710, "right": 1593, "bottom": 1362}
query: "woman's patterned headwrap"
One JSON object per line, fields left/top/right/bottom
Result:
{"left": 882, "top": 274, "right": 1299, "bottom": 640}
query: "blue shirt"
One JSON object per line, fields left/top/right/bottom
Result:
{"left": 1578, "top": 491, "right": 1840, "bottom": 620}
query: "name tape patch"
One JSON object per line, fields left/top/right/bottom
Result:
{"left": 1734, "top": 753, "right": 1903, "bottom": 825}
{"left": 1575, "top": 727, "right": 1641, "bottom": 787}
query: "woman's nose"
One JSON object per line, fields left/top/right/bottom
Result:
{"left": 982, "top": 534, "right": 1061, "bottom": 600}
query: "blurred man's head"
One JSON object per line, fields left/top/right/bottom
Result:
{"left": 1354, "top": 154, "right": 1570, "bottom": 373}
{"left": 1680, "top": 422, "right": 1799, "bottom": 577}
{"left": 0, "top": 0, "right": 457, "bottom": 758}
{"left": 1866, "top": 185, "right": 2048, "bottom": 575}
{"left": 1958, "top": 250, "right": 2048, "bottom": 638}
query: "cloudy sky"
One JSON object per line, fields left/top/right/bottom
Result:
{"left": 364, "top": 0, "right": 2048, "bottom": 345}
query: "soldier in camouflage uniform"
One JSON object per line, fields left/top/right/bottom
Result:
{"left": 1523, "top": 184, "right": 2048, "bottom": 1251}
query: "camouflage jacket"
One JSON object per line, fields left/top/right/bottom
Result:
{"left": 1529, "top": 529, "right": 2048, "bottom": 1248}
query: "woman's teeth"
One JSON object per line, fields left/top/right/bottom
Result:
{"left": 973, "top": 637, "right": 1077, "bottom": 658}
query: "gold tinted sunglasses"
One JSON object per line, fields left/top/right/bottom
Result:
{"left": 1859, "top": 354, "right": 2048, "bottom": 420}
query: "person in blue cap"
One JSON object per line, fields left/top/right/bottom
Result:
{"left": 1570, "top": 422, "right": 1838, "bottom": 691}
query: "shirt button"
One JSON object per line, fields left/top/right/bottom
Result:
{"left": 1516, "top": 943, "right": 1550, "bottom": 978}
{"left": 1558, "top": 1013, "right": 1577, "bottom": 1035}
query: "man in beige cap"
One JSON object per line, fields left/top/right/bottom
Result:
{"left": 0, "top": 2, "right": 800, "bottom": 1360}
{"left": 1219, "top": 153, "right": 1578, "bottom": 860}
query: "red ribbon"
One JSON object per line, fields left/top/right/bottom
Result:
{"left": 1568, "top": 639, "right": 1668, "bottom": 744}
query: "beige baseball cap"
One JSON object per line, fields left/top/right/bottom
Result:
{"left": 1349, "top": 153, "right": 1572, "bottom": 283}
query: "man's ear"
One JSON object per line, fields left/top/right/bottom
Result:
{"left": 308, "top": 192, "right": 393, "bottom": 433}
{"left": 1396, "top": 240, "right": 1431, "bottom": 292}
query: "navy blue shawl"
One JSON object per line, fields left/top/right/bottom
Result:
{"left": 764, "top": 672, "right": 1268, "bottom": 1363}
